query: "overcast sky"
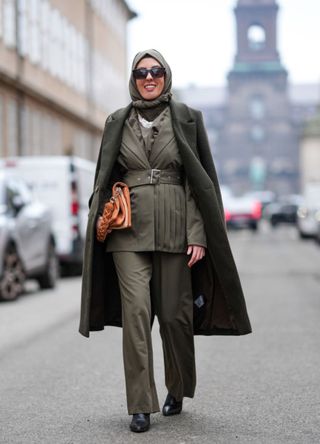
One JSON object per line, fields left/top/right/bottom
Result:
{"left": 126, "top": 0, "right": 320, "bottom": 88}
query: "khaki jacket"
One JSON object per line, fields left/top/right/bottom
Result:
{"left": 105, "top": 108, "right": 206, "bottom": 253}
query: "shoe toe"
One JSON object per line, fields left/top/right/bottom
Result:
{"left": 162, "top": 394, "right": 183, "bottom": 416}
{"left": 130, "top": 414, "right": 150, "bottom": 432}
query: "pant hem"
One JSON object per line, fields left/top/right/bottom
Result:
{"left": 168, "top": 391, "right": 195, "bottom": 402}
{"left": 128, "top": 407, "right": 160, "bottom": 415}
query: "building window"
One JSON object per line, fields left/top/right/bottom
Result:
{"left": 69, "top": 24, "right": 77, "bottom": 88}
{"left": 250, "top": 125, "right": 265, "bottom": 143}
{"left": 32, "top": 110, "right": 41, "bottom": 154}
{"left": 28, "top": 0, "right": 41, "bottom": 64}
{"left": 17, "top": 0, "right": 28, "bottom": 56}
{"left": 247, "top": 24, "right": 266, "bottom": 51}
{"left": 50, "top": 8, "right": 58, "bottom": 77}
{"left": 0, "top": 95, "right": 3, "bottom": 156}
{"left": 40, "top": 0, "right": 50, "bottom": 71}
{"left": 249, "top": 157, "right": 267, "bottom": 186}
{"left": 41, "top": 114, "right": 49, "bottom": 154}
{"left": 249, "top": 95, "right": 265, "bottom": 120}
{"left": 20, "top": 104, "right": 28, "bottom": 155}
{"left": 0, "top": 0, "right": 3, "bottom": 39}
{"left": 7, "top": 98, "right": 18, "bottom": 156}
{"left": 3, "top": 0, "right": 16, "bottom": 48}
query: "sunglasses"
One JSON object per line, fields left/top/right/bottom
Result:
{"left": 132, "top": 67, "right": 166, "bottom": 80}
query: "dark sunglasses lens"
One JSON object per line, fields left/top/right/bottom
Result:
{"left": 151, "top": 67, "right": 165, "bottom": 78}
{"left": 133, "top": 67, "right": 166, "bottom": 79}
{"left": 133, "top": 68, "right": 148, "bottom": 79}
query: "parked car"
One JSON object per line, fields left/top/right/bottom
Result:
{"left": 297, "top": 204, "right": 320, "bottom": 238}
{"left": 243, "top": 190, "right": 275, "bottom": 210}
{"left": 0, "top": 172, "right": 58, "bottom": 301}
{"left": 264, "top": 195, "right": 302, "bottom": 227}
{"left": 296, "top": 182, "right": 320, "bottom": 239}
{"left": 0, "top": 156, "right": 95, "bottom": 273}
{"left": 220, "top": 186, "right": 262, "bottom": 231}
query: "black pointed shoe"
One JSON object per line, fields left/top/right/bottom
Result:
{"left": 162, "top": 393, "right": 183, "bottom": 416}
{"left": 130, "top": 413, "right": 150, "bottom": 432}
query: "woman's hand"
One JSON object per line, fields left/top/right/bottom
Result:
{"left": 187, "top": 245, "right": 206, "bottom": 268}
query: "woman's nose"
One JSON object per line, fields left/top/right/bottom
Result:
{"left": 146, "top": 72, "right": 153, "bottom": 80}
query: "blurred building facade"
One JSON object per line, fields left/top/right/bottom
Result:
{"left": 177, "top": 0, "right": 320, "bottom": 195}
{"left": 300, "top": 108, "right": 320, "bottom": 191}
{"left": 0, "top": 0, "right": 135, "bottom": 161}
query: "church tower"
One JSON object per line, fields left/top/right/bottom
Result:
{"left": 219, "top": 0, "right": 298, "bottom": 193}
{"left": 234, "top": 0, "right": 282, "bottom": 67}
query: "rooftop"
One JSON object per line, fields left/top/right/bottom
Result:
{"left": 174, "top": 85, "right": 227, "bottom": 108}
{"left": 175, "top": 83, "right": 320, "bottom": 108}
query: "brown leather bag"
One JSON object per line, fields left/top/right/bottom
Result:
{"left": 96, "top": 182, "right": 131, "bottom": 242}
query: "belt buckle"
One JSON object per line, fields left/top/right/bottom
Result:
{"left": 150, "top": 169, "right": 161, "bottom": 184}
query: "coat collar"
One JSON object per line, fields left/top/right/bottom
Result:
{"left": 106, "top": 99, "right": 195, "bottom": 124}
{"left": 170, "top": 99, "right": 195, "bottom": 124}
{"left": 107, "top": 103, "right": 132, "bottom": 123}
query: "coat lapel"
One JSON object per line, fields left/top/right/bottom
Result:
{"left": 149, "top": 115, "right": 175, "bottom": 165}
{"left": 122, "top": 115, "right": 150, "bottom": 168}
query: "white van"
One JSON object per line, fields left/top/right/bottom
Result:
{"left": 0, "top": 156, "right": 95, "bottom": 270}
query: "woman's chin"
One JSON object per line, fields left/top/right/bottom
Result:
{"left": 141, "top": 92, "right": 160, "bottom": 101}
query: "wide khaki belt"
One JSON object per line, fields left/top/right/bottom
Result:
{"left": 124, "top": 169, "right": 184, "bottom": 187}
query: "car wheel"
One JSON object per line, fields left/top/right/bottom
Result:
{"left": 37, "top": 242, "right": 59, "bottom": 289}
{"left": 298, "top": 231, "right": 309, "bottom": 239}
{"left": 250, "top": 221, "right": 258, "bottom": 231}
{"left": 0, "top": 244, "right": 26, "bottom": 301}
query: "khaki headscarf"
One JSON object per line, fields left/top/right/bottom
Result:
{"left": 129, "top": 49, "right": 172, "bottom": 121}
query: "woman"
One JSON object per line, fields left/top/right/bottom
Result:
{"left": 79, "top": 49, "right": 251, "bottom": 433}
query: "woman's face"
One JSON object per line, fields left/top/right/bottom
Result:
{"left": 135, "top": 57, "right": 165, "bottom": 101}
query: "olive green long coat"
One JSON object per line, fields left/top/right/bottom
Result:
{"left": 79, "top": 100, "right": 252, "bottom": 338}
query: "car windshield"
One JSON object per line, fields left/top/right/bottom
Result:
{"left": 6, "top": 178, "right": 32, "bottom": 205}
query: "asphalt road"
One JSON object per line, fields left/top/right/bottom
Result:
{"left": 1, "top": 222, "right": 320, "bottom": 444}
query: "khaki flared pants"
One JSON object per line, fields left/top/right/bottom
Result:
{"left": 112, "top": 251, "right": 196, "bottom": 415}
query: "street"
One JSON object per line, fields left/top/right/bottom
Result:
{"left": 1, "top": 223, "right": 320, "bottom": 444}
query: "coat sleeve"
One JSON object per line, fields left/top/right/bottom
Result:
{"left": 88, "top": 120, "right": 108, "bottom": 210}
{"left": 195, "top": 111, "right": 225, "bottom": 219}
{"left": 185, "top": 179, "right": 207, "bottom": 247}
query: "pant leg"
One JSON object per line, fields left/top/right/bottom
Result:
{"left": 151, "top": 252, "right": 196, "bottom": 401}
{"left": 112, "top": 251, "right": 160, "bottom": 415}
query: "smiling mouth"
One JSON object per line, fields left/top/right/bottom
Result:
{"left": 144, "top": 84, "right": 157, "bottom": 91}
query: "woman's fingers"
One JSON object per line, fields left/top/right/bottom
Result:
{"left": 96, "top": 216, "right": 103, "bottom": 231}
{"left": 187, "top": 245, "right": 206, "bottom": 267}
